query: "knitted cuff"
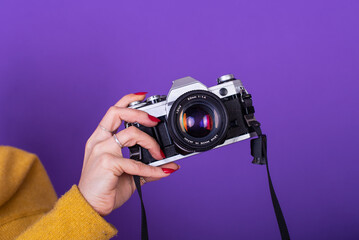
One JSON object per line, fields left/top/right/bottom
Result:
{"left": 17, "top": 185, "right": 118, "bottom": 240}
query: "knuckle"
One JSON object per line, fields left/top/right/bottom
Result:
{"left": 131, "top": 160, "right": 144, "bottom": 174}
{"left": 99, "top": 154, "right": 113, "bottom": 168}
{"left": 127, "top": 126, "right": 140, "bottom": 136}
{"left": 92, "top": 142, "right": 105, "bottom": 155}
{"left": 146, "top": 139, "right": 159, "bottom": 152}
{"left": 92, "top": 144, "right": 101, "bottom": 154}
{"left": 127, "top": 125, "right": 138, "bottom": 131}
{"left": 108, "top": 106, "right": 118, "bottom": 115}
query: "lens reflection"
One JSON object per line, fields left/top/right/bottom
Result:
{"left": 181, "top": 105, "right": 213, "bottom": 138}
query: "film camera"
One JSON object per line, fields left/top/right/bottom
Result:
{"left": 127, "top": 74, "right": 263, "bottom": 166}
{"left": 128, "top": 75, "right": 289, "bottom": 240}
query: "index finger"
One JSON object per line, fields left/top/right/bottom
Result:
{"left": 109, "top": 156, "right": 171, "bottom": 178}
{"left": 115, "top": 92, "right": 147, "bottom": 107}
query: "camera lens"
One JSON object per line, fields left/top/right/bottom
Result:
{"left": 168, "top": 90, "right": 229, "bottom": 152}
{"left": 180, "top": 104, "right": 214, "bottom": 138}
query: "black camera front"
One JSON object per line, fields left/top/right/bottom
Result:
{"left": 167, "top": 90, "right": 229, "bottom": 153}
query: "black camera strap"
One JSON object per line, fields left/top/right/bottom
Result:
{"left": 133, "top": 175, "right": 149, "bottom": 240}
{"left": 250, "top": 122, "right": 290, "bottom": 240}
{"left": 133, "top": 128, "right": 290, "bottom": 240}
{"left": 242, "top": 90, "right": 290, "bottom": 239}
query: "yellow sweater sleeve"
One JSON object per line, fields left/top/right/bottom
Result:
{"left": 0, "top": 146, "right": 118, "bottom": 240}
{"left": 16, "top": 185, "right": 118, "bottom": 240}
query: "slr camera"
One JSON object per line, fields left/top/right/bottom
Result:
{"left": 127, "top": 75, "right": 289, "bottom": 240}
{"left": 127, "top": 74, "right": 262, "bottom": 167}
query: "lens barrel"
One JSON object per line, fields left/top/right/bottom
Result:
{"left": 168, "top": 90, "right": 229, "bottom": 152}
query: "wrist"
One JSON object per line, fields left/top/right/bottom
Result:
{"left": 78, "top": 182, "right": 112, "bottom": 216}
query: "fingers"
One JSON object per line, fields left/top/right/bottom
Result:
{"left": 102, "top": 126, "right": 163, "bottom": 160}
{"left": 102, "top": 93, "right": 148, "bottom": 134}
{"left": 85, "top": 93, "right": 149, "bottom": 151}
{"left": 84, "top": 93, "right": 157, "bottom": 166}
{"left": 114, "top": 93, "right": 147, "bottom": 108}
{"left": 99, "top": 107, "right": 159, "bottom": 133}
{"left": 108, "top": 156, "right": 173, "bottom": 178}
{"left": 86, "top": 107, "right": 160, "bottom": 156}
{"left": 141, "top": 162, "right": 180, "bottom": 185}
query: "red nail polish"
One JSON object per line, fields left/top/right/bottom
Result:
{"left": 134, "top": 92, "right": 148, "bottom": 95}
{"left": 148, "top": 114, "right": 161, "bottom": 122}
{"left": 162, "top": 168, "right": 176, "bottom": 174}
{"left": 160, "top": 149, "right": 166, "bottom": 159}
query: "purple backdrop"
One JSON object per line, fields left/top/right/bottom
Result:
{"left": 1, "top": 0, "right": 358, "bottom": 239}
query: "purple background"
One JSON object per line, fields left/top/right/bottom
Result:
{"left": 1, "top": 0, "right": 358, "bottom": 239}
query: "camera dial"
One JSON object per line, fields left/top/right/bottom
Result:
{"left": 129, "top": 101, "right": 141, "bottom": 107}
{"left": 129, "top": 101, "right": 147, "bottom": 109}
{"left": 146, "top": 95, "right": 166, "bottom": 104}
{"left": 217, "top": 74, "right": 236, "bottom": 84}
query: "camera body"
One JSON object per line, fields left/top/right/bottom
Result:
{"left": 126, "top": 74, "right": 259, "bottom": 166}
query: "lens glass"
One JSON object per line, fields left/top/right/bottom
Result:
{"left": 179, "top": 104, "right": 215, "bottom": 138}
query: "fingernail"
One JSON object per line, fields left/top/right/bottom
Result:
{"left": 162, "top": 168, "right": 177, "bottom": 174}
{"left": 134, "top": 92, "right": 148, "bottom": 95}
{"left": 160, "top": 149, "right": 166, "bottom": 159}
{"left": 148, "top": 114, "right": 161, "bottom": 122}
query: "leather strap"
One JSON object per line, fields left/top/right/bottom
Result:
{"left": 133, "top": 175, "right": 149, "bottom": 240}
{"left": 251, "top": 124, "right": 290, "bottom": 240}
{"left": 134, "top": 125, "right": 290, "bottom": 240}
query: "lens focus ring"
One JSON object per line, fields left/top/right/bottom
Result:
{"left": 167, "top": 90, "right": 229, "bottom": 152}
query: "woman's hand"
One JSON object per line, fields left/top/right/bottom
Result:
{"left": 78, "top": 93, "right": 180, "bottom": 216}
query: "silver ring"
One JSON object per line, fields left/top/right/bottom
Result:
{"left": 113, "top": 134, "right": 124, "bottom": 148}
{"left": 99, "top": 125, "right": 116, "bottom": 135}
{"left": 140, "top": 177, "right": 147, "bottom": 185}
